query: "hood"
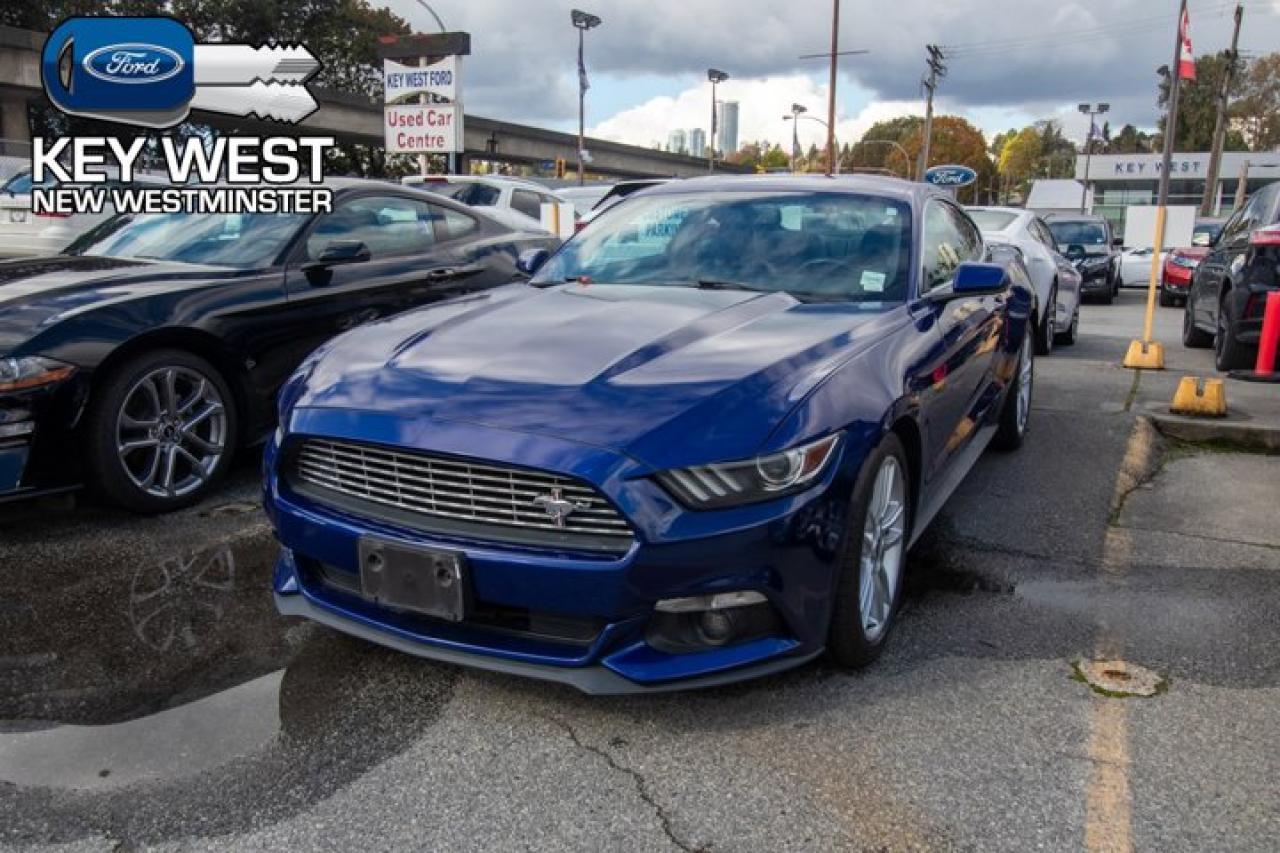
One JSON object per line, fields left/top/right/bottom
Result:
{"left": 1058, "top": 244, "right": 1112, "bottom": 261}
{"left": 0, "top": 256, "right": 242, "bottom": 354}
{"left": 1172, "top": 246, "right": 1210, "bottom": 261}
{"left": 297, "top": 283, "right": 898, "bottom": 468}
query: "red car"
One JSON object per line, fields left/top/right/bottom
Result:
{"left": 1161, "top": 247, "right": 1208, "bottom": 306}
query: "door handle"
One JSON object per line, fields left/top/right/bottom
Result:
{"left": 425, "top": 265, "right": 483, "bottom": 281}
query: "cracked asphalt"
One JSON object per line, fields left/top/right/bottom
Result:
{"left": 2, "top": 288, "right": 1277, "bottom": 851}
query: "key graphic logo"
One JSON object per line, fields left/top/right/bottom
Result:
{"left": 42, "top": 16, "right": 321, "bottom": 128}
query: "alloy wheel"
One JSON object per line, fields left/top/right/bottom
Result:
{"left": 1017, "top": 333, "right": 1033, "bottom": 434}
{"left": 858, "top": 456, "right": 907, "bottom": 642}
{"left": 116, "top": 366, "right": 228, "bottom": 499}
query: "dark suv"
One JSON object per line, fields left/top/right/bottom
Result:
{"left": 1046, "top": 214, "right": 1121, "bottom": 304}
{"left": 1183, "top": 181, "right": 1280, "bottom": 371}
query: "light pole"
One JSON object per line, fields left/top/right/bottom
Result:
{"left": 850, "top": 138, "right": 914, "bottom": 180}
{"left": 708, "top": 68, "right": 729, "bottom": 171}
{"left": 783, "top": 111, "right": 843, "bottom": 174}
{"left": 572, "top": 9, "right": 602, "bottom": 186}
{"left": 786, "top": 103, "right": 807, "bottom": 171}
{"left": 412, "top": 0, "right": 447, "bottom": 32}
{"left": 1078, "top": 102, "right": 1109, "bottom": 213}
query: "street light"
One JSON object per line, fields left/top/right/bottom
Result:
{"left": 707, "top": 68, "right": 729, "bottom": 172}
{"left": 1078, "top": 102, "right": 1110, "bottom": 213}
{"left": 850, "top": 138, "right": 914, "bottom": 180}
{"left": 412, "top": 0, "right": 447, "bottom": 32}
{"left": 572, "top": 9, "right": 602, "bottom": 186}
{"left": 786, "top": 103, "right": 807, "bottom": 172}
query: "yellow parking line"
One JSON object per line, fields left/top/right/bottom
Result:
{"left": 1082, "top": 417, "right": 1156, "bottom": 853}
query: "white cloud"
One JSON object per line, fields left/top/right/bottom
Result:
{"left": 591, "top": 75, "right": 935, "bottom": 154}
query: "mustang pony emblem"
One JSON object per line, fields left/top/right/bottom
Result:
{"left": 533, "top": 488, "right": 591, "bottom": 527}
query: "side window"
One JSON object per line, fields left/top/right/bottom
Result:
{"left": 1223, "top": 196, "right": 1261, "bottom": 246}
{"left": 1032, "top": 219, "right": 1055, "bottom": 249}
{"left": 510, "top": 190, "right": 543, "bottom": 220}
{"left": 440, "top": 206, "right": 479, "bottom": 240}
{"left": 921, "top": 201, "right": 968, "bottom": 291}
{"left": 947, "top": 205, "right": 983, "bottom": 262}
{"left": 306, "top": 195, "right": 438, "bottom": 261}
{"left": 461, "top": 183, "right": 500, "bottom": 207}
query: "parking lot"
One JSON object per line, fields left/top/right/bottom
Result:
{"left": 3, "top": 288, "right": 1277, "bottom": 852}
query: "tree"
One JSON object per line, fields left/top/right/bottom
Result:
{"left": 759, "top": 144, "right": 789, "bottom": 170}
{"left": 998, "top": 127, "right": 1042, "bottom": 200}
{"left": 1034, "top": 120, "right": 1077, "bottom": 179}
{"left": 1235, "top": 52, "right": 1280, "bottom": 151}
{"left": 1106, "top": 124, "right": 1152, "bottom": 155}
{"left": 846, "top": 116, "right": 921, "bottom": 178}
{"left": 1157, "top": 50, "right": 1249, "bottom": 152}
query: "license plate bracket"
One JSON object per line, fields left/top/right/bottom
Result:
{"left": 358, "top": 537, "right": 471, "bottom": 622}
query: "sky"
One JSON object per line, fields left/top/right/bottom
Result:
{"left": 379, "top": 0, "right": 1280, "bottom": 152}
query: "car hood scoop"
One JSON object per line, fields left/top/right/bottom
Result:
{"left": 300, "top": 283, "right": 892, "bottom": 466}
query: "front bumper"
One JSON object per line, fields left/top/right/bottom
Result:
{"left": 1077, "top": 264, "right": 1113, "bottom": 294}
{"left": 0, "top": 372, "right": 87, "bottom": 499}
{"left": 266, "top": 410, "right": 864, "bottom": 693}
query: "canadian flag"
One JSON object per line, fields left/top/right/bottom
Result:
{"left": 1178, "top": 7, "right": 1196, "bottom": 81}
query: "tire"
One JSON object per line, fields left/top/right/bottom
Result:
{"left": 1159, "top": 288, "right": 1174, "bottom": 307}
{"left": 84, "top": 349, "right": 237, "bottom": 513}
{"left": 1214, "top": 296, "right": 1255, "bottom": 372}
{"left": 1098, "top": 287, "right": 1114, "bottom": 306}
{"left": 1182, "top": 294, "right": 1212, "bottom": 348}
{"left": 992, "top": 327, "right": 1033, "bottom": 451}
{"left": 1055, "top": 306, "right": 1079, "bottom": 346}
{"left": 1034, "top": 285, "right": 1057, "bottom": 356}
{"left": 827, "top": 432, "right": 911, "bottom": 669}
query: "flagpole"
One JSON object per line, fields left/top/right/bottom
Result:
{"left": 1125, "top": 0, "right": 1189, "bottom": 370}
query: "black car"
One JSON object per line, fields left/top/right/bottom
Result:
{"left": 1183, "top": 181, "right": 1280, "bottom": 371}
{"left": 1046, "top": 214, "right": 1121, "bottom": 304}
{"left": 0, "top": 179, "right": 558, "bottom": 511}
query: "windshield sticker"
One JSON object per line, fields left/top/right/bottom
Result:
{"left": 861, "top": 271, "right": 886, "bottom": 292}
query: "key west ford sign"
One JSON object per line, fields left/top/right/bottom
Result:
{"left": 384, "top": 55, "right": 464, "bottom": 155}
{"left": 33, "top": 16, "right": 335, "bottom": 217}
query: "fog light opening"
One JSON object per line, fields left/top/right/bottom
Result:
{"left": 646, "top": 591, "right": 782, "bottom": 654}
{"left": 697, "top": 609, "right": 737, "bottom": 646}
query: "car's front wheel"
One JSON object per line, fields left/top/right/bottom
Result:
{"left": 1183, "top": 294, "right": 1213, "bottom": 348}
{"left": 85, "top": 349, "right": 237, "bottom": 513}
{"left": 828, "top": 433, "right": 911, "bottom": 669}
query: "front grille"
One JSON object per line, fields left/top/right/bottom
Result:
{"left": 290, "top": 438, "right": 633, "bottom": 552}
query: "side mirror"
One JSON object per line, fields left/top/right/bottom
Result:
{"left": 516, "top": 247, "right": 550, "bottom": 276}
{"left": 1112, "top": 236, "right": 1124, "bottom": 248}
{"left": 308, "top": 240, "right": 370, "bottom": 269}
{"left": 952, "top": 262, "right": 1009, "bottom": 295}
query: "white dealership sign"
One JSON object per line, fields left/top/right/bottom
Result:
{"left": 383, "top": 56, "right": 459, "bottom": 103}
{"left": 385, "top": 104, "right": 463, "bottom": 154}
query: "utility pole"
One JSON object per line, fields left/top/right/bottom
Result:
{"left": 1078, "top": 103, "right": 1110, "bottom": 213}
{"left": 916, "top": 45, "right": 947, "bottom": 181}
{"left": 825, "top": 0, "right": 840, "bottom": 176}
{"left": 708, "top": 69, "right": 729, "bottom": 172}
{"left": 1201, "top": 1, "right": 1244, "bottom": 216}
{"left": 571, "top": 9, "right": 602, "bottom": 186}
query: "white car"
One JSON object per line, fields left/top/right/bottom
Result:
{"left": 0, "top": 168, "right": 168, "bottom": 259}
{"left": 402, "top": 175, "right": 566, "bottom": 233}
{"left": 967, "top": 206, "right": 1083, "bottom": 352}
{"left": 1119, "top": 246, "right": 1167, "bottom": 287}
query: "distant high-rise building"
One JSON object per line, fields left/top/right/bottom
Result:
{"left": 688, "top": 128, "right": 707, "bottom": 158}
{"left": 667, "top": 128, "right": 688, "bottom": 155}
{"left": 717, "top": 101, "right": 740, "bottom": 156}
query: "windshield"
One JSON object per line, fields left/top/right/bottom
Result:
{"left": 967, "top": 210, "right": 1018, "bottom": 232}
{"left": 65, "top": 211, "right": 309, "bottom": 267}
{"left": 532, "top": 190, "right": 914, "bottom": 303}
{"left": 1048, "top": 220, "right": 1108, "bottom": 246}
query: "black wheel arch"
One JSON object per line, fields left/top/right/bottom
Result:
{"left": 82, "top": 329, "right": 255, "bottom": 445}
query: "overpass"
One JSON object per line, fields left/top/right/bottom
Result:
{"left": 0, "top": 26, "right": 744, "bottom": 178}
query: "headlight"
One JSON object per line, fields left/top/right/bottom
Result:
{"left": 654, "top": 433, "right": 842, "bottom": 509}
{"left": 0, "top": 356, "right": 76, "bottom": 393}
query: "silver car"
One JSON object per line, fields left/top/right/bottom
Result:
{"left": 967, "top": 206, "right": 1083, "bottom": 352}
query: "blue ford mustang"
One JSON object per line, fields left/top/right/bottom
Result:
{"left": 264, "top": 176, "right": 1036, "bottom": 693}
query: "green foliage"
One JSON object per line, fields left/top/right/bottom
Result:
{"left": 1157, "top": 51, "right": 1248, "bottom": 152}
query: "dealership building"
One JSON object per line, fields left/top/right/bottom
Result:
{"left": 1077, "top": 150, "right": 1280, "bottom": 220}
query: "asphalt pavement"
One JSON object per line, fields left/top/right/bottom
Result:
{"left": 1, "top": 287, "right": 1276, "bottom": 852}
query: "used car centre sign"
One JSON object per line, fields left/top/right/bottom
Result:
{"left": 384, "top": 54, "right": 463, "bottom": 154}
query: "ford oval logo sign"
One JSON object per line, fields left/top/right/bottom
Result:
{"left": 82, "top": 43, "right": 184, "bottom": 85}
{"left": 924, "top": 164, "right": 978, "bottom": 188}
